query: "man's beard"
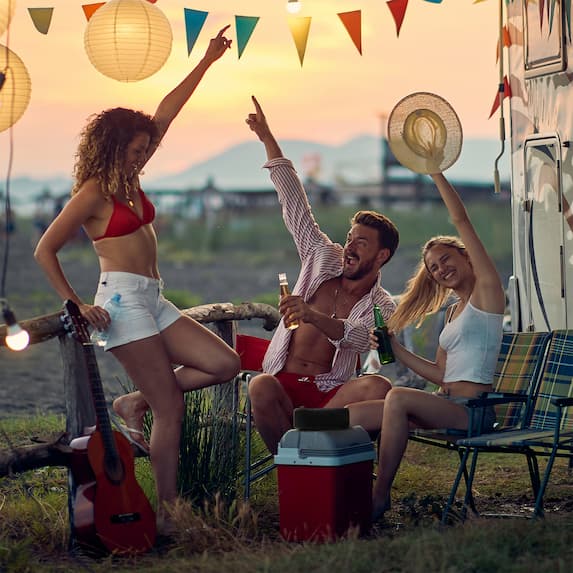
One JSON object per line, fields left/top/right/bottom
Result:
{"left": 343, "top": 255, "right": 377, "bottom": 280}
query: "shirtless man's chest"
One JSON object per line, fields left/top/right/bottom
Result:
{"left": 283, "top": 277, "right": 362, "bottom": 375}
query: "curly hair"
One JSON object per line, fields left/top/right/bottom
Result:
{"left": 387, "top": 235, "right": 467, "bottom": 333}
{"left": 350, "top": 210, "right": 399, "bottom": 265}
{"left": 71, "top": 107, "right": 160, "bottom": 198}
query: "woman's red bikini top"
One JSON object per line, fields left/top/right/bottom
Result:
{"left": 94, "top": 188, "right": 156, "bottom": 241}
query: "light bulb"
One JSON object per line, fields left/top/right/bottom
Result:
{"left": 286, "top": 0, "right": 302, "bottom": 15}
{"left": 6, "top": 323, "right": 29, "bottom": 351}
{"left": 2, "top": 304, "right": 30, "bottom": 351}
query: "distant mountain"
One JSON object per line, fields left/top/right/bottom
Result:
{"left": 146, "top": 136, "right": 510, "bottom": 191}
{"left": 4, "top": 136, "right": 510, "bottom": 213}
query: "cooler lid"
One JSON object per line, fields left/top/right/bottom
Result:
{"left": 274, "top": 425, "right": 376, "bottom": 466}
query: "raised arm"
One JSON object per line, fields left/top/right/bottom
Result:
{"left": 430, "top": 172, "right": 505, "bottom": 313}
{"left": 245, "top": 96, "right": 283, "bottom": 160}
{"left": 146, "top": 25, "right": 231, "bottom": 161}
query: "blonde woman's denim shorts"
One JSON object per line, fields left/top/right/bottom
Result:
{"left": 434, "top": 392, "right": 497, "bottom": 435}
{"left": 94, "top": 271, "right": 182, "bottom": 351}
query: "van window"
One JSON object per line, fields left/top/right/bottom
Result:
{"left": 524, "top": 0, "right": 565, "bottom": 77}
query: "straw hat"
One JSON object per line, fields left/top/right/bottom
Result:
{"left": 387, "top": 92, "right": 463, "bottom": 174}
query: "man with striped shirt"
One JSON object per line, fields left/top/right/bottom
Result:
{"left": 245, "top": 96, "right": 399, "bottom": 454}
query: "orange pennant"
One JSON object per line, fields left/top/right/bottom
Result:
{"left": 496, "top": 25, "right": 513, "bottom": 62}
{"left": 489, "top": 76, "right": 512, "bottom": 119}
{"left": 338, "top": 11, "right": 362, "bottom": 55}
{"left": 82, "top": 3, "right": 105, "bottom": 22}
{"left": 386, "top": 0, "right": 409, "bottom": 37}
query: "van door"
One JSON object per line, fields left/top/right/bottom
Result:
{"left": 522, "top": 137, "right": 566, "bottom": 330}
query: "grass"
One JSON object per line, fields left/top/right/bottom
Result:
{"left": 1, "top": 414, "right": 572, "bottom": 572}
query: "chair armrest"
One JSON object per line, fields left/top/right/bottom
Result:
{"left": 551, "top": 396, "right": 573, "bottom": 407}
{"left": 466, "top": 392, "right": 528, "bottom": 408}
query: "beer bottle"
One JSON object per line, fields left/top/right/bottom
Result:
{"left": 278, "top": 272, "right": 299, "bottom": 330}
{"left": 373, "top": 304, "right": 395, "bottom": 364}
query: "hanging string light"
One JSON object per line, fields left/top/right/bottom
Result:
{"left": 286, "top": 0, "right": 303, "bottom": 15}
{"left": 84, "top": 0, "right": 173, "bottom": 82}
{"left": 0, "top": 44, "right": 32, "bottom": 133}
{"left": 1, "top": 299, "right": 29, "bottom": 351}
{"left": 0, "top": 0, "right": 16, "bottom": 38}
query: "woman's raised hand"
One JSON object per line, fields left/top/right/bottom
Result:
{"left": 203, "top": 25, "right": 232, "bottom": 63}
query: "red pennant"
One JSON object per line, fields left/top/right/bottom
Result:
{"left": 82, "top": 3, "right": 105, "bottom": 21}
{"left": 386, "top": 0, "right": 409, "bottom": 37}
{"left": 338, "top": 11, "right": 362, "bottom": 55}
{"left": 489, "top": 76, "right": 512, "bottom": 119}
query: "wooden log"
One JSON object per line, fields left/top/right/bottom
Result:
{"left": 0, "top": 302, "right": 280, "bottom": 347}
{"left": 0, "top": 302, "right": 280, "bottom": 477}
{"left": 0, "top": 432, "right": 71, "bottom": 477}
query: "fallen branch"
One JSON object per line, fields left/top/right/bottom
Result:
{"left": 0, "top": 433, "right": 72, "bottom": 477}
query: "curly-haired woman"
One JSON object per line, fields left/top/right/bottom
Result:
{"left": 34, "top": 26, "right": 240, "bottom": 533}
{"left": 347, "top": 172, "right": 506, "bottom": 520}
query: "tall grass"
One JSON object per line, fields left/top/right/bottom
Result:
{"left": 1, "top": 415, "right": 572, "bottom": 571}
{"left": 177, "top": 381, "right": 240, "bottom": 505}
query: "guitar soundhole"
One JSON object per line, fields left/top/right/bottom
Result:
{"left": 111, "top": 512, "right": 142, "bottom": 524}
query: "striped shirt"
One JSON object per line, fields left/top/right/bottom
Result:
{"left": 261, "top": 157, "right": 396, "bottom": 392}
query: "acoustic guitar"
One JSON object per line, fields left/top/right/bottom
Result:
{"left": 63, "top": 299, "right": 156, "bottom": 555}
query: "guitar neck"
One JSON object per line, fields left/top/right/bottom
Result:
{"left": 82, "top": 343, "right": 118, "bottom": 459}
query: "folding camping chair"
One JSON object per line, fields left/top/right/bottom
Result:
{"left": 235, "top": 333, "right": 275, "bottom": 500}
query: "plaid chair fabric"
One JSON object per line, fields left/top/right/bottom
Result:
{"left": 528, "top": 330, "right": 573, "bottom": 434}
{"left": 454, "top": 330, "right": 573, "bottom": 518}
{"left": 492, "top": 331, "right": 553, "bottom": 430}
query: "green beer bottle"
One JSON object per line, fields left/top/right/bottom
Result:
{"left": 373, "top": 304, "right": 395, "bottom": 365}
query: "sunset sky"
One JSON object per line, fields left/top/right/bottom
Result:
{"left": 0, "top": 0, "right": 503, "bottom": 180}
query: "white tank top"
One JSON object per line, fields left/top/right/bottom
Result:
{"left": 438, "top": 301, "right": 504, "bottom": 385}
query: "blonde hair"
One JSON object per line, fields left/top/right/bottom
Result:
{"left": 387, "top": 235, "right": 467, "bottom": 333}
{"left": 71, "top": 107, "right": 159, "bottom": 199}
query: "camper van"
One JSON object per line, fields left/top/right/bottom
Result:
{"left": 506, "top": 0, "right": 573, "bottom": 332}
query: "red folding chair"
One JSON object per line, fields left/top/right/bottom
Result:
{"left": 235, "top": 334, "right": 275, "bottom": 500}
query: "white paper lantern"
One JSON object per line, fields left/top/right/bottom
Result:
{"left": 0, "top": 44, "right": 31, "bottom": 133}
{"left": 84, "top": 0, "right": 172, "bottom": 82}
{"left": 0, "top": 0, "right": 16, "bottom": 38}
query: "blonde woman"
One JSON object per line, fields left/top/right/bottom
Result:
{"left": 34, "top": 26, "right": 240, "bottom": 533}
{"left": 347, "top": 172, "right": 505, "bottom": 519}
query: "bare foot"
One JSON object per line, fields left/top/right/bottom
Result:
{"left": 156, "top": 501, "right": 179, "bottom": 538}
{"left": 112, "top": 392, "right": 150, "bottom": 452}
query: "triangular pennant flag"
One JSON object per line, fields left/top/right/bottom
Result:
{"left": 503, "top": 25, "right": 512, "bottom": 47}
{"left": 489, "top": 76, "right": 512, "bottom": 119}
{"left": 184, "top": 8, "right": 208, "bottom": 56}
{"left": 424, "top": 0, "right": 443, "bottom": 3}
{"left": 338, "top": 11, "right": 362, "bottom": 55}
{"left": 235, "top": 15, "right": 259, "bottom": 59}
{"left": 82, "top": 3, "right": 105, "bottom": 22}
{"left": 496, "top": 25, "right": 513, "bottom": 62}
{"left": 28, "top": 8, "right": 54, "bottom": 35}
{"left": 386, "top": 0, "right": 409, "bottom": 37}
{"left": 540, "top": 0, "right": 545, "bottom": 30}
{"left": 288, "top": 16, "right": 311, "bottom": 67}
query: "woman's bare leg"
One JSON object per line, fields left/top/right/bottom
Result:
{"left": 372, "top": 387, "right": 469, "bottom": 515}
{"left": 112, "top": 316, "right": 240, "bottom": 444}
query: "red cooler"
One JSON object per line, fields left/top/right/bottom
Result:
{"left": 275, "top": 426, "right": 375, "bottom": 542}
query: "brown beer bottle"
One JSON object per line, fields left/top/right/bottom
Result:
{"left": 373, "top": 304, "right": 395, "bottom": 364}
{"left": 278, "top": 272, "right": 299, "bottom": 330}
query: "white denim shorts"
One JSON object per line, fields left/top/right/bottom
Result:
{"left": 93, "top": 271, "right": 182, "bottom": 351}
{"left": 434, "top": 391, "right": 497, "bottom": 434}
